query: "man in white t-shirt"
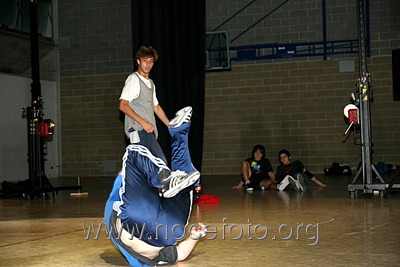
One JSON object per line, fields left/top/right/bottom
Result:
{"left": 119, "top": 46, "right": 170, "bottom": 163}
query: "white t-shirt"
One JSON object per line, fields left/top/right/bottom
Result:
{"left": 119, "top": 72, "right": 159, "bottom": 106}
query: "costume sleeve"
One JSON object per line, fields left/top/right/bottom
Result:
{"left": 119, "top": 73, "right": 140, "bottom": 101}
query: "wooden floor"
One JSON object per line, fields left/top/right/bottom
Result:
{"left": 1, "top": 174, "right": 400, "bottom": 267}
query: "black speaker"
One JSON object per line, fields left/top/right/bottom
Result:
{"left": 393, "top": 49, "right": 400, "bottom": 101}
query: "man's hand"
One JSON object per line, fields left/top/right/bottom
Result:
{"left": 141, "top": 120, "right": 154, "bottom": 133}
{"left": 120, "top": 99, "right": 153, "bottom": 132}
{"left": 190, "top": 223, "right": 207, "bottom": 240}
{"left": 177, "top": 222, "right": 207, "bottom": 261}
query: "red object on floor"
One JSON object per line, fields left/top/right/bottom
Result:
{"left": 195, "top": 194, "right": 220, "bottom": 204}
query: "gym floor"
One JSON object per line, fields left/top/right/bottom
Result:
{"left": 1, "top": 174, "right": 399, "bottom": 266}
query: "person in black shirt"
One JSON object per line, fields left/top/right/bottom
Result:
{"left": 233, "top": 145, "right": 276, "bottom": 190}
{"left": 275, "top": 149, "right": 327, "bottom": 191}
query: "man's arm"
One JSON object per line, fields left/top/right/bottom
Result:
{"left": 265, "top": 159, "right": 275, "bottom": 182}
{"left": 303, "top": 168, "right": 327, "bottom": 187}
{"left": 119, "top": 99, "right": 155, "bottom": 133}
{"left": 268, "top": 171, "right": 276, "bottom": 182}
{"left": 154, "top": 104, "right": 170, "bottom": 126}
{"left": 176, "top": 223, "right": 206, "bottom": 261}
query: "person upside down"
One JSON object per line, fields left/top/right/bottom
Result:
{"left": 104, "top": 107, "right": 207, "bottom": 266}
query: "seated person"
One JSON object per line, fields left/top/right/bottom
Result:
{"left": 232, "top": 144, "right": 276, "bottom": 190}
{"left": 104, "top": 107, "right": 207, "bottom": 266}
{"left": 276, "top": 149, "right": 327, "bottom": 191}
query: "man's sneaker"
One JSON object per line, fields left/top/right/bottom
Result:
{"left": 244, "top": 181, "right": 253, "bottom": 191}
{"left": 168, "top": 106, "right": 192, "bottom": 128}
{"left": 162, "top": 170, "right": 200, "bottom": 198}
{"left": 288, "top": 176, "right": 300, "bottom": 191}
{"left": 297, "top": 174, "right": 306, "bottom": 191}
{"left": 278, "top": 176, "right": 290, "bottom": 191}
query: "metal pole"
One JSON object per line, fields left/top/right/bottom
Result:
{"left": 322, "top": 0, "right": 327, "bottom": 60}
{"left": 348, "top": 0, "right": 394, "bottom": 197}
{"left": 29, "top": 0, "right": 42, "bottom": 107}
{"left": 28, "top": 0, "right": 48, "bottom": 195}
{"left": 356, "top": 0, "right": 373, "bottom": 185}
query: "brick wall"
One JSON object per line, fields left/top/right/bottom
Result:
{"left": 206, "top": 0, "right": 399, "bottom": 56}
{"left": 201, "top": 0, "right": 400, "bottom": 175}
{"left": 57, "top": 0, "right": 400, "bottom": 177}
{"left": 207, "top": 0, "right": 356, "bottom": 48}
{"left": 58, "top": 0, "right": 133, "bottom": 77}
{"left": 58, "top": 0, "right": 132, "bottom": 177}
{"left": 60, "top": 74, "right": 127, "bottom": 176}
{"left": 202, "top": 55, "right": 400, "bottom": 175}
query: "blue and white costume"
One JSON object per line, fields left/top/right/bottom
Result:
{"left": 104, "top": 121, "right": 197, "bottom": 266}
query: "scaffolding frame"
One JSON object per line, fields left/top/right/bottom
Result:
{"left": 347, "top": 0, "right": 399, "bottom": 198}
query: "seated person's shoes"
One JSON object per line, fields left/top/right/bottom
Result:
{"left": 296, "top": 174, "right": 306, "bottom": 191}
{"left": 288, "top": 176, "right": 300, "bottom": 191}
{"left": 244, "top": 181, "right": 253, "bottom": 191}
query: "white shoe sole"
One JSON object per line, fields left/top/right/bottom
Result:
{"left": 163, "top": 171, "right": 200, "bottom": 198}
{"left": 278, "top": 183, "right": 288, "bottom": 191}
{"left": 297, "top": 174, "right": 305, "bottom": 191}
{"left": 168, "top": 106, "right": 192, "bottom": 128}
{"left": 278, "top": 176, "right": 291, "bottom": 191}
{"left": 288, "top": 177, "right": 300, "bottom": 191}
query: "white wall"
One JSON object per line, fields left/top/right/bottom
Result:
{"left": 0, "top": 73, "right": 59, "bottom": 182}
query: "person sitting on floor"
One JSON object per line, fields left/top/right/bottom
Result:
{"left": 232, "top": 144, "right": 276, "bottom": 191}
{"left": 275, "top": 149, "right": 327, "bottom": 191}
{"left": 104, "top": 107, "right": 207, "bottom": 266}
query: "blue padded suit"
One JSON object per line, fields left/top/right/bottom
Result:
{"left": 104, "top": 121, "right": 198, "bottom": 266}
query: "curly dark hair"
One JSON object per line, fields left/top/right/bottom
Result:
{"left": 135, "top": 46, "right": 159, "bottom": 61}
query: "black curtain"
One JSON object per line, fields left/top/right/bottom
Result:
{"left": 131, "top": 0, "right": 205, "bottom": 171}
